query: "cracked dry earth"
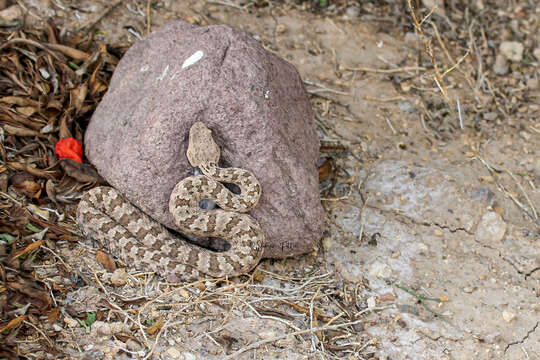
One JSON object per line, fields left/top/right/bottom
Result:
{"left": 18, "top": 0, "right": 539, "bottom": 359}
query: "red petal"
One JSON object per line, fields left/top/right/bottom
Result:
{"left": 55, "top": 138, "right": 83, "bottom": 163}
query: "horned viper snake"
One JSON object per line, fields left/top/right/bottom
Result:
{"left": 76, "top": 122, "right": 264, "bottom": 282}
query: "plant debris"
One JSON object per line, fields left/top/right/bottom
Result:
{"left": 0, "top": 18, "right": 120, "bottom": 357}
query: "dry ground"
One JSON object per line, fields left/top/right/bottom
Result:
{"left": 0, "top": 0, "right": 538, "bottom": 359}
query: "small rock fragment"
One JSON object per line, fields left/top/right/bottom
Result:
{"left": 345, "top": 6, "right": 360, "bottom": 18}
{"left": 527, "top": 78, "right": 538, "bottom": 90}
{"left": 502, "top": 310, "right": 516, "bottom": 322}
{"left": 483, "top": 112, "right": 498, "bottom": 121}
{"left": 484, "top": 332, "right": 501, "bottom": 344}
{"left": 499, "top": 41, "right": 524, "bottom": 62}
{"left": 493, "top": 54, "right": 508, "bottom": 75}
{"left": 475, "top": 212, "right": 507, "bottom": 243}
{"left": 0, "top": 5, "right": 22, "bottom": 21}
{"left": 404, "top": 32, "right": 422, "bottom": 47}
{"left": 91, "top": 321, "right": 112, "bottom": 337}
{"left": 126, "top": 339, "right": 141, "bottom": 352}
{"left": 110, "top": 268, "right": 128, "bottom": 287}
{"left": 519, "top": 131, "right": 531, "bottom": 140}
{"left": 166, "top": 347, "right": 181, "bottom": 359}
{"left": 367, "top": 296, "right": 377, "bottom": 309}
{"left": 533, "top": 48, "right": 540, "bottom": 61}
{"left": 64, "top": 317, "right": 78, "bottom": 328}
{"left": 275, "top": 24, "right": 287, "bottom": 35}
{"left": 369, "top": 262, "right": 392, "bottom": 278}
{"left": 422, "top": 0, "right": 445, "bottom": 17}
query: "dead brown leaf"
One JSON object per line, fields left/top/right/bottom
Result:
{"left": 0, "top": 315, "right": 26, "bottom": 333}
{"left": 145, "top": 317, "right": 164, "bottom": 335}
{"left": 46, "top": 307, "right": 60, "bottom": 323}
{"left": 3, "top": 124, "right": 47, "bottom": 138}
{"left": 318, "top": 158, "right": 333, "bottom": 182}
{"left": 7, "top": 161, "right": 61, "bottom": 179}
{"left": 96, "top": 250, "right": 116, "bottom": 272}
{"left": 60, "top": 159, "right": 104, "bottom": 183}
{"left": 12, "top": 239, "right": 42, "bottom": 259}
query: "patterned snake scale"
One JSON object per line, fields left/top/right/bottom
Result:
{"left": 76, "top": 122, "right": 264, "bottom": 282}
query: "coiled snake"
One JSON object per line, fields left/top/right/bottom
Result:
{"left": 76, "top": 122, "right": 264, "bottom": 282}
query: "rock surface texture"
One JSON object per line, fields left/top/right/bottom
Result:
{"left": 84, "top": 20, "right": 323, "bottom": 258}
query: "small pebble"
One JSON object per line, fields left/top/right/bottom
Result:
{"left": 369, "top": 262, "right": 392, "bottom": 278}
{"left": 275, "top": 24, "right": 287, "bottom": 35}
{"left": 64, "top": 316, "right": 78, "bottom": 328}
{"left": 483, "top": 112, "right": 498, "bottom": 121}
{"left": 126, "top": 339, "right": 141, "bottom": 352}
{"left": 0, "top": 4, "right": 22, "bottom": 21}
{"left": 502, "top": 310, "right": 516, "bottom": 322}
{"left": 476, "top": 212, "right": 507, "bottom": 243}
{"left": 533, "top": 48, "right": 540, "bottom": 61}
{"left": 519, "top": 131, "right": 531, "bottom": 140}
{"left": 166, "top": 347, "right": 181, "bottom": 359}
{"left": 492, "top": 54, "right": 508, "bottom": 75}
{"left": 345, "top": 6, "right": 360, "bottom": 18}
{"left": 398, "top": 101, "right": 415, "bottom": 113}
{"left": 404, "top": 32, "right": 422, "bottom": 47}
{"left": 499, "top": 41, "right": 524, "bottom": 62}
{"left": 484, "top": 332, "right": 501, "bottom": 344}
{"left": 110, "top": 268, "right": 128, "bottom": 287}
{"left": 527, "top": 78, "right": 538, "bottom": 90}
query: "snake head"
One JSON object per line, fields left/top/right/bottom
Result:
{"left": 186, "top": 121, "right": 221, "bottom": 168}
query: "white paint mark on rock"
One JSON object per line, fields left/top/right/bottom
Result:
{"left": 182, "top": 50, "right": 204, "bottom": 69}
{"left": 157, "top": 65, "right": 169, "bottom": 81}
{"left": 140, "top": 65, "right": 149, "bottom": 72}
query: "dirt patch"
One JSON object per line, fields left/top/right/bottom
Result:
{"left": 1, "top": 0, "right": 538, "bottom": 359}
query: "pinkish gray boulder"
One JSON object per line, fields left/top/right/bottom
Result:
{"left": 84, "top": 20, "right": 323, "bottom": 258}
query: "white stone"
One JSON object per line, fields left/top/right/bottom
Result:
{"left": 476, "top": 212, "right": 507, "bottom": 242}
{"left": 166, "top": 347, "right": 181, "bottom": 359}
{"left": 499, "top": 41, "right": 524, "bottom": 62}
{"left": 533, "top": 48, "right": 540, "bottom": 61}
{"left": 369, "top": 261, "right": 392, "bottom": 278}
{"left": 502, "top": 310, "right": 516, "bottom": 322}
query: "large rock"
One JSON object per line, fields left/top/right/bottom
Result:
{"left": 84, "top": 20, "right": 323, "bottom": 258}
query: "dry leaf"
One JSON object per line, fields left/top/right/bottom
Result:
{"left": 12, "top": 240, "right": 42, "bottom": 259}
{"left": 46, "top": 307, "right": 60, "bottom": 323}
{"left": 96, "top": 250, "right": 116, "bottom": 272}
{"left": 12, "top": 179, "right": 41, "bottom": 198}
{"left": 0, "top": 315, "right": 26, "bottom": 332}
{"left": 60, "top": 159, "right": 104, "bottom": 183}
{"left": 318, "top": 158, "right": 333, "bottom": 182}
{"left": 145, "top": 317, "right": 164, "bottom": 335}
{"left": 3, "top": 124, "right": 46, "bottom": 138}
{"left": 15, "top": 106, "right": 37, "bottom": 117}
{"left": 8, "top": 162, "right": 60, "bottom": 179}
